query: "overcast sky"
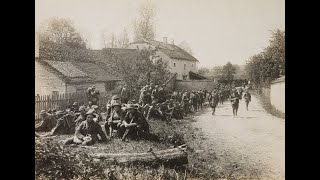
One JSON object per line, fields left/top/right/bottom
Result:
{"left": 35, "top": 0, "right": 285, "bottom": 68}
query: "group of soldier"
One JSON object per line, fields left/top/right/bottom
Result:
{"left": 35, "top": 82, "right": 251, "bottom": 146}
{"left": 208, "top": 83, "right": 251, "bottom": 117}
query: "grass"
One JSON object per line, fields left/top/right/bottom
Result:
{"left": 253, "top": 91, "right": 285, "bottom": 119}
{"left": 36, "top": 109, "right": 229, "bottom": 179}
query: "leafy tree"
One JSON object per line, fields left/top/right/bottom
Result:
{"left": 221, "top": 62, "right": 236, "bottom": 82}
{"left": 245, "top": 29, "right": 285, "bottom": 87}
{"left": 38, "top": 17, "right": 86, "bottom": 49}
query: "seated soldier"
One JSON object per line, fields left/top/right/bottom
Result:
{"left": 168, "top": 101, "right": 183, "bottom": 120}
{"left": 35, "top": 110, "right": 57, "bottom": 132}
{"left": 146, "top": 100, "right": 165, "bottom": 121}
{"left": 119, "top": 104, "right": 150, "bottom": 141}
{"left": 44, "top": 110, "right": 76, "bottom": 136}
{"left": 64, "top": 110, "right": 107, "bottom": 146}
{"left": 104, "top": 101, "right": 125, "bottom": 137}
{"left": 159, "top": 101, "right": 172, "bottom": 121}
{"left": 74, "top": 106, "right": 87, "bottom": 127}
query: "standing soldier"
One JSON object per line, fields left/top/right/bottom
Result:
{"left": 87, "top": 86, "right": 100, "bottom": 105}
{"left": 151, "top": 85, "right": 159, "bottom": 103}
{"left": 230, "top": 90, "right": 240, "bottom": 117}
{"left": 243, "top": 90, "right": 252, "bottom": 111}
{"left": 120, "top": 85, "right": 131, "bottom": 104}
{"left": 210, "top": 90, "right": 219, "bottom": 115}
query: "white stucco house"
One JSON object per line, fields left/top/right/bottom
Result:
{"left": 127, "top": 38, "right": 205, "bottom": 80}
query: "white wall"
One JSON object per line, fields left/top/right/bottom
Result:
{"left": 35, "top": 61, "right": 66, "bottom": 95}
{"left": 270, "top": 80, "right": 285, "bottom": 113}
{"left": 127, "top": 43, "right": 198, "bottom": 80}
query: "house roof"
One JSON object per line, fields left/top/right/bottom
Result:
{"left": 44, "top": 60, "right": 89, "bottom": 78}
{"left": 271, "top": 75, "right": 285, "bottom": 84}
{"left": 189, "top": 71, "right": 208, "bottom": 80}
{"left": 129, "top": 39, "right": 199, "bottom": 62}
{"left": 75, "top": 62, "right": 122, "bottom": 81}
{"left": 39, "top": 59, "right": 121, "bottom": 83}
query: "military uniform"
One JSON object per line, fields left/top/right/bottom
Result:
{"left": 35, "top": 111, "right": 57, "bottom": 132}
{"left": 230, "top": 92, "right": 240, "bottom": 116}
{"left": 120, "top": 104, "right": 150, "bottom": 141}
{"left": 104, "top": 103, "right": 125, "bottom": 137}
{"left": 49, "top": 111, "right": 75, "bottom": 136}
{"left": 243, "top": 92, "right": 251, "bottom": 111}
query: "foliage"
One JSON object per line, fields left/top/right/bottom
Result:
{"left": 245, "top": 29, "right": 285, "bottom": 87}
{"left": 115, "top": 47, "right": 172, "bottom": 90}
{"left": 38, "top": 17, "right": 87, "bottom": 49}
{"left": 221, "top": 62, "right": 236, "bottom": 82}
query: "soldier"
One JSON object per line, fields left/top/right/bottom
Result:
{"left": 87, "top": 86, "right": 100, "bottom": 105}
{"left": 64, "top": 110, "right": 107, "bottom": 146}
{"left": 74, "top": 106, "right": 87, "bottom": 127}
{"left": 151, "top": 85, "right": 159, "bottom": 103}
{"left": 139, "top": 88, "right": 146, "bottom": 106}
{"left": 230, "top": 91, "right": 240, "bottom": 117}
{"left": 43, "top": 110, "right": 75, "bottom": 136}
{"left": 120, "top": 104, "right": 150, "bottom": 141}
{"left": 146, "top": 101, "right": 165, "bottom": 121}
{"left": 71, "top": 102, "right": 79, "bottom": 113}
{"left": 120, "top": 84, "right": 131, "bottom": 104}
{"left": 158, "top": 85, "right": 166, "bottom": 103}
{"left": 35, "top": 110, "right": 57, "bottom": 132}
{"left": 210, "top": 90, "right": 219, "bottom": 115}
{"left": 190, "top": 91, "right": 198, "bottom": 112}
{"left": 243, "top": 90, "right": 252, "bottom": 111}
{"left": 104, "top": 101, "right": 125, "bottom": 137}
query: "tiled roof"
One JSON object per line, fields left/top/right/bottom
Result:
{"left": 75, "top": 62, "right": 122, "bottom": 81}
{"left": 129, "top": 39, "right": 199, "bottom": 62}
{"left": 44, "top": 60, "right": 88, "bottom": 78}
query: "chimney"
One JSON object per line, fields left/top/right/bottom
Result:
{"left": 35, "top": 32, "right": 39, "bottom": 58}
{"left": 163, "top": 37, "right": 167, "bottom": 46}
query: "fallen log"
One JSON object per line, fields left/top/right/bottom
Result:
{"left": 91, "top": 144, "right": 188, "bottom": 167}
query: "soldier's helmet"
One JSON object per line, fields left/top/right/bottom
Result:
{"left": 73, "top": 102, "right": 78, "bottom": 106}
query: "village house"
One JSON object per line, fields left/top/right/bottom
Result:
{"left": 127, "top": 37, "right": 206, "bottom": 80}
{"left": 35, "top": 33, "right": 141, "bottom": 96}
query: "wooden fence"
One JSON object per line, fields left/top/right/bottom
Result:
{"left": 35, "top": 92, "right": 114, "bottom": 120}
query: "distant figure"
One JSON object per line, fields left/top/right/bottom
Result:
{"left": 120, "top": 85, "right": 131, "bottom": 104}
{"left": 86, "top": 85, "right": 100, "bottom": 105}
{"left": 210, "top": 91, "right": 219, "bottom": 115}
{"left": 230, "top": 91, "right": 240, "bottom": 117}
{"left": 243, "top": 91, "right": 252, "bottom": 111}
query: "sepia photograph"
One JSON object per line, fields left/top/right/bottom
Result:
{"left": 35, "top": 0, "right": 285, "bottom": 179}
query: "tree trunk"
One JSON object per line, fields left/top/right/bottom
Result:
{"left": 91, "top": 145, "right": 188, "bottom": 167}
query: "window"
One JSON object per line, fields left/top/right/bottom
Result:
{"left": 184, "top": 64, "right": 186, "bottom": 70}
{"left": 173, "top": 62, "right": 176, "bottom": 67}
{"left": 52, "top": 91, "right": 59, "bottom": 96}
{"left": 105, "top": 81, "right": 115, "bottom": 91}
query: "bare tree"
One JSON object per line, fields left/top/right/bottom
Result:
{"left": 133, "top": 0, "right": 156, "bottom": 41}
{"left": 117, "top": 28, "right": 130, "bottom": 48}
{"left": 108, "top": 32, "right": 118, "bottom": 48}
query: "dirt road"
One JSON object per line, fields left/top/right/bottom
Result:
{"left": 192, "top": 95, "right": 285, "bottom": 180}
